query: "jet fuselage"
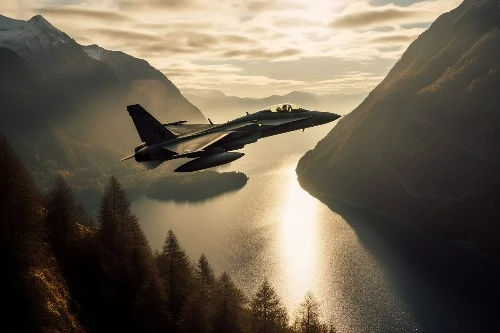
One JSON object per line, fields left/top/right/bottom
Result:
{"left": 123, "top": 103, "right": 341, "bottom": 171}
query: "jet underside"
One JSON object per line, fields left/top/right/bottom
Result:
{"left": 122, "top": 104, "right": 340, "bottom": 172}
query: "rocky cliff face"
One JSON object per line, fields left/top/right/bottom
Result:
{"left": 297, "top": 0, "right": 500, "bottom": 257}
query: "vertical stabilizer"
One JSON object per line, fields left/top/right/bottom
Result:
{"left": 127, "top": 104, "right": 177, "bottom": 144}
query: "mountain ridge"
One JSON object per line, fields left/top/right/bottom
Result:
{"left": 186, "top": 89, "right": 366, "bottom": 120}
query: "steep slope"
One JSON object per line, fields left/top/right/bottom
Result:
{"left": 83, "top": 44, "right": 205, "bottom": 122}
{"left": 0, "top": 137, "right": 83, "bottom": 332}
{"left": 297, "top": 0, "right": 500, "bottom": 257}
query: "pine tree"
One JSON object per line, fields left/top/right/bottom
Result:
{"left": 251, "top": 279, "right": 289, "bottom": 333}
{"left": 157, "top": 230, "right": 194, "bottom": 323}
{"left": 181, "top": 253, "right": 217, "bottom": 332}
{"left": 293, "top": 293, "right": 322, "bottom": 333}
{"left": 44, "top": 175, "right": 78, "bottom": 264}
{"left": 212, "top": 272, "right": 248, "bottom": 333}
{"left": 197, "top": 253, "right": 216, "bottom": 301}
{"left": 99, "top": 176, "right": 131, "bottom": 256}
{"left": 0, "top": 136, "right": 45, "bottom": 276}
{"left": 97, "top": 176, "right": 169, "bottom": 332}
{"left": 0, "top": 136, "right": 83, "bottom": 332}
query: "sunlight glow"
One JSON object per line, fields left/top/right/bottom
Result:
{"left": 278, "top": 166, "right": 319, "bottom": 309}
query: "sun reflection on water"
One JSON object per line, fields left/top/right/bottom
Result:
{"left": 277, "top": 166, "right": 319, "bottom": 311}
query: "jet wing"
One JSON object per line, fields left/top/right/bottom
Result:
{"left": 162, "top": 131, "right": 231, "bottom": 154}
{"left": 163, "top": 121, "right": 259, "bottom": 155}
{"left": 166, "top": 124, "right": 216, "bottom": 136}
{"left": 258, "top": 116, "right": 312, "bottom": 126}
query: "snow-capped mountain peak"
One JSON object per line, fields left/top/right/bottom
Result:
{"left": 83, "top": 44, "right": 108, "bottom": 61}
{"left": 0, "top": 14, "right": 74, "bottom": 60}
{"left": 28, "top": 14, "right": 62, "bottom": 33}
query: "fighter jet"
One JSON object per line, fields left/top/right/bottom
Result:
{"left": 121, "top": 103, "right": 341, "bottom": 172}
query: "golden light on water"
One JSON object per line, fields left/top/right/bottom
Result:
{"left": 277, "top": 166, "right": 320, "bottom": 309}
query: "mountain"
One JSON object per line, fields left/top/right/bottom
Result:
{"left": 0, "top": 14, "right": 206, "bottom": 206}
{"left": 185, "top": 90, "right": 366, "bottom": 120}
{"left": 0, "top": 15, "right": 116, "bottom": 95}
{"left": 83, "top": 44, "right": 202, "bottom": 122}
{"left": 297, "top": 0, "right": 500, "bottom": 258}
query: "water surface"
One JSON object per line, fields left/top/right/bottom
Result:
{"left": 131, "top": 127, "right": 500, "bottom": 332}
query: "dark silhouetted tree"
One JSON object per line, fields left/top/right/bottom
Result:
{"left": 99, "top": 176, "right": 131, "bottom": 255}
{"left": 181, "top": 253, "right": 217, "bottom": 332}
{"left": 212, "top": 272, "right": 248, "bottom": 333}
{"left": 197, "top": 253, "right": 216, "bottom": 301}
{"left": 0, "top": 136, "right": 45, "bottom": 277}
{"left": 0, "top": 135, "right": 46, "bottom": 331}
{"left": 95, "top": 176, "right": 170, "bottom": 332}
{"left": 251, "top": 279, "right": 289, "bottom": 333}
{"left": 0, "top": 136, "right": 82, "bottom": 332}
{"left": 293, "top": 293, "right": 323, "bottom": 333}
{"left": 44, "top": 175, "right": 78, "bottom": 264}
{"left": 157, "top": 229, "right": 194, "bottom": 325}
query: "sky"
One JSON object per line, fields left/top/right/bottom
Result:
{"left": 1, "top": 0, "right": 462, "bottom": 97}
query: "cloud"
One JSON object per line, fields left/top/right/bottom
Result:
{"left": 330, "top": 8, "right": 422, "bottom": 29}
{"left": 159, "top": 63, "right": 242, "bottom": 76}
{"left": 2, "top": 0, "right": 462, "bottom": 97}
{"left": 370, "top": 34, "right": 416, "bottom": 43}
{"left": 179, "top": 31, "right": 218, "bottom": 48}
{"left": 401, "top": 21, "right": 432, "bottom": 29}
{"left": 246, "top": 1, "right": 304, "bottom": 13}
{"left": 370, "top": 0, "right": 427, "bottom": 6}
{"left": 88, "top": 28, "right": 161, "bottom": 42}
{"left": 119, "top": 0, "right": 195, "bottom": 11}
{"left": 143, "top": 31, "right": 219, "bottom": 52}
{"left": 37, "top": 6, "right": 127, "bottom": 22}
{"left": 222, "top": 35, "right": 253, "bottom": 44}
{"left": 274, "top": 17, "right": 320, "bottom": 28}
{"left": 220, "top": 47, "right": 301, "bottom": 60}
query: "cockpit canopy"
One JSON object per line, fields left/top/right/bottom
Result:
{"left": 258, "top": 103, "right": 306, "bottom": 113}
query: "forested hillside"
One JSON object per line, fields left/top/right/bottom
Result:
{"left": 1, "top": 136, "right": 336, "bottom": 333}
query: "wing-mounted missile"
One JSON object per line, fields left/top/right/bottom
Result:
{"left": 175, "top": 152, "right": 244, "bottom": 172}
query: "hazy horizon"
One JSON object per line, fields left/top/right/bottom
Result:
{"left": 1, "top": 0, "right": 461, "bottom": 98}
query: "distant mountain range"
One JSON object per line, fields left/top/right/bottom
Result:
{"left": 185, "top": 90, "right": 366, "bottom": 120}
{"left": 297, "top": 0, "right": 500, "bottom": 259}
{"left": 0, "top": 14, "right": 206, "bottom": 205}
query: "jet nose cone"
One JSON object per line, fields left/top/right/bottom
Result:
{"left": 320, "top": 112, "right": 342, "bottom": 124}
{"left": 328, "top": 112, "right": 342, "bottom": 122}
